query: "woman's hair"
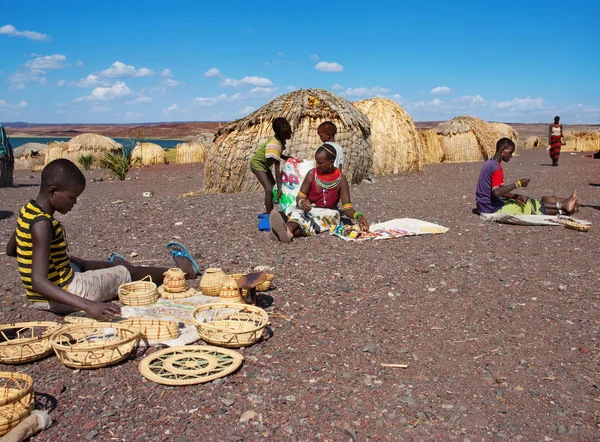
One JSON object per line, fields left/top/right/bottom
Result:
{"left": 316, "top": 143, "right": 337, "bottom": 162}
{"left": 272, "top": 117, "right": 290, "bottom": 136}
{"left": 554, "top": 116, "right": 560, "bottom": 123}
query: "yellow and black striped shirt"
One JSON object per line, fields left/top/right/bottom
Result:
{"left": 16, "top": 200, "right": 74, "bottom": 302}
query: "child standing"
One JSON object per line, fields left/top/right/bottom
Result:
{"left": 317, "top": 121, "right": 344, "bottom": 173}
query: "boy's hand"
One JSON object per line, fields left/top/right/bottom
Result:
{"left": 519, "top": 178, "right": 531, "bottom": 188}
{"left": 84, "top": 302, "right": 121, "bottom": 321}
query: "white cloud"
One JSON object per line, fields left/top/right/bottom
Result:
{"left": 277, "top": 52, "right": 285, "bottom": 57}
{"left": 456, "top": 94, "right": 485, "bottom": 104}
{"left": 125, "top": 112, "right": 144, "bottom": 119}
{"left": 125, "top": 96, "right": 153, "bottom": 104}
{"left": 204, "top": 68, "right": 221, "bottom": 77}
{"left": 220, "top": 76, "right": 273, "bottom": 87}
{"left": 9, "top": 71, "right": 47, "bottom": 89}
{"left": 74, "top": 81, "right": 133, "bottom": 102}
{"left": 76, "top": 60, "right": 84, "bottom": 67}
{"left": 100, "top": 61, "right": 154, "bottom": 78}
{"left": 343, "top": 87, "right": 390, "bottom": 97}
{"left": 160, "top": 69, "right": 172, "bottom": 77}
{"left": 392, "top": 94, "right": 402, "bottom": 103}
{"left": 10, "top": 84, "right": 26, "bottom": 91}
{"left": 286, "top": 85, "right": 298, "bottom": 91}
{"left": 76, "top": 74, "right": 109, "bottom": 88}
{"left": 315, "top": 61, "right": 343, "bottom": 73}
{"left": 90, "top": 105, "right": 110, "bottom": 113}
{"left": 249, "top": 87, "right": 273, "bottom": 97}
{"left": 56, "top": 80, "right": 66, "bottom": 87}
{"left": 0, "top": 24, "right": 48, "bottom": 41}
{"left": 309, "top": 54, "right": 319, "bottom": 61}
{"left": 191, "top": 94, "right": 228, "bottom": 106}
{"left": 0, "top": 100, "right": 28, "bottom": 114}
{"left": 431, "top": 86, "right": 453, "bottom": 95}
{"left": 238, "top": 106, "right": 256, "bottom": 116}
{"left": 164, "top": 104, "right": 178, "bottom": 113}
{"left": 494, "top": 97, "right": 544, "bottom": 111}
{"left": 25, "top": 54, "right": 67, "bottom": 70}
{"left": 331, "top": 84, "right": 343, "bottom": 91}
{"left": 162, "top": 79, "right": 180, "bottom": 88}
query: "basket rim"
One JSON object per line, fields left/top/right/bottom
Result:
{"left": 0, "top": 371, "right": 34, "bottom": 407}
{"left": 50, "top": 322, "right": 141, "bottom": 351}
{"left": 0, "top": 322, "right": 62, "bottom": 347}
{"left": 190, "top": 303, "right": 268, "bottom": 334}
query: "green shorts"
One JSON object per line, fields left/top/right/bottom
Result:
{"left": 498, "top": 199, "right": 544, "bottom": 215}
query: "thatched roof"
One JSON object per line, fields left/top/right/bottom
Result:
{"left": 13, "top": 142, "right": 47, "bottom": 158}
{"left": 190, "top": 133, "right": 215, "bottom": 146}
{"left": 522, "top": 136, "right": 541, "bottom": 150}
{"left": 563, "top": 131, "right": 600, "bottom": 152}
{"left": 176, "top": 141, "right": 206, "bottom": 164}
{"left": 353, "top": 98, "right": 421, "bottom": 174}
{"left": 204, "top": 88, "right": 372, "bottom": 193}
{"left": 66, "top": 133, "right": 122, "bottom": 152}
{"left": 490, "top": 122, "right": 518, "bottom": 144}
{"left": 418, "top": 129, "right": 445, "bottom": 164}
{"left": 434, "top": 116, "right": 499, "bottom": 162}
{"left": 132, "top": 142, "right": 167, "bottom": 166}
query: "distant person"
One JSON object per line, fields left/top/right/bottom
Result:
{"left": 317, "top": 121, "right": 344, "bottom": 173}
{"left": 476, "top": 138, "right": 578, "bottom": 215}
{"left": 250, "top": 117, "right": 292, "bottom": 219}
{"left": 548, "top": 116, "right": 564, "bottom": 166}
{"left": 6, "top": 159, "right": 201, "bottom": 320}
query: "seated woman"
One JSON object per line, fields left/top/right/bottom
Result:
{"left": 269, "top": 144, "right": 369, "bottom": 243}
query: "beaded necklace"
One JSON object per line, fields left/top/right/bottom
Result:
{"left": 315, "top": 168, "right": 341, "bottom": 190}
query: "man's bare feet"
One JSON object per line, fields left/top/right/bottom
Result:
{"left": 563, "top": 190, "right": 578, "bottom": 214}
{"left": 170, "top": 245, "right": 198, "bottom": 279}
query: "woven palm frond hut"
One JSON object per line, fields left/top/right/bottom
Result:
{"left": 353, "top": 98, "right": 421, "bottom": 174}
{"left": 490, "top": 122, "right": 518, "bottom": 144}
{"left": 44, "top": 141, "right": 69, "bottom": 164}
{"left": 45, "top": 133, "right": 122, "bottom": 168}
{"left": 522, "top": 136, "right": 541, "bottom": 150}
{"left": 13, "top": 142, "right": 47, "bottom": 171}
{"left": 176, "top": 141, "right": 206, "bottom": 164}
{"left": 434, "top": 116, "right": 499, "bottom": 162}
{"left": 204, "top": 88, "right": 372, "bottom": 193}
{"left": 132, "top": 142, "right": 167, "bottom": 165}
{"left": 562, "top": 131, "right": 600, "bottom": 152}
{"left": 417, "top": 129, "right": 445, "bottom": 164}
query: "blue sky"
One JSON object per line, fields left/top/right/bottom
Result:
{"left": 1, "top": 0, "right": 598, "bottom": 124}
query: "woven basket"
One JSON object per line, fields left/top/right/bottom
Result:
{"left": 50, "top": 323, "right": 141, "bottom": 369}
{"left": 118, "top": 318, "right": 180, "bottom": 343}
{"left": 560, "top": 219, "right": 591, "bottom": 232}
{"left": 0, "top": 372, "right": 34, "bottom": 436}
{"left": 191, "top": 303, "right": 269, "bottom": 348}
{"left": 64, "top": 312, "right": 97, "bottom": 325}
{"left": 157, "top": 285, "right": 197, "bottom": 300}
{"left": 162, "top": 268, "right": 187, "bottom": 293}
{"left": 200, "top": 268, "right": 227, "bottom": 296}
{"left": 219, "top": 278, "right": 245, "bottom": 304}
{"left": 256, "top": 273, "right": 275, "bottom": 292}
{"left": 118, "top": 275, "right": 159, "bottom": 306}
{"left": 0, "top": 322, "right": 62, "bottom": 364}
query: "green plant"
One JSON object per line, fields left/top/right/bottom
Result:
{"left": 78, "top": 154, "right": 95, "bottom": 170}
{"left": 99, "top": 150, "right": 139, "bottom": 180}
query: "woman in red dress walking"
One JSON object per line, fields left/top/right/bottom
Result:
{"left": 548, "top": 116, "right": 563, "bottom": 166}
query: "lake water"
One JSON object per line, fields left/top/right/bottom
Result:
{"left": 9, "top": 137, "right": 181, "bottom": 150}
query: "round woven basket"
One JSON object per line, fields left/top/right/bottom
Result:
{"left": 118, "top": 275, "right": 159, "bottom": 306}
{"left": 200, "top": 268, "right": 227, "bottom": 296}
{"left": 191, "top": 303, "right": 269, "bottom": 348}
{"left": 157, "top": 285, "right": 197, "bottom": 300}
{"left": 50, "top": 323, "right": 141, "bottom": 369}
{"left": 256, "top": 273, "right": 275, "bottom": 292}
{"left": 219, "top": 278, "right": 245, "bottom": 304}
{"left": 162, "top": 268, "right": 187, "bottom": 293}
{"left": 0, "top": 372, "right": 34, "bottom": 436}
{"left": 118, "top": 317, "right": 180, "bottom": 343}
{"left": 64, "top": 312, "right": 97, "bottom": 325}
{"left": 560, "top": 219, "right": 591, "bottom": 232}
{"left": 0, "top": 322, "right": 62, "bottom": 364}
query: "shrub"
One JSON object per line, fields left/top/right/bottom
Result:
{"left": 78, "top": 154, "right": 95, "bottom": 170}
{"left": 99, "top": 150, "right": 139, "bottom": 180}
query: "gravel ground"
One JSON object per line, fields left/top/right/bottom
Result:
{"left": 0, "top": 149, "right": 599, "bottom": 441}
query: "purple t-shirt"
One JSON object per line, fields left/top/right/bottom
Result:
{"left": 476, "top": 160, "right": 504, "bottom": 213}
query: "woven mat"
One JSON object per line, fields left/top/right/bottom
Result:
{"left": 332, "top": 218, "right": 449, "bottom": 241}
{"left": 479, "top": 213, "right": 591, "bottom": 227}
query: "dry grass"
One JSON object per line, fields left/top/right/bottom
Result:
{"left": 522, "top": 136, "right": 542, "bottom": 150}
{"left": 132, "top": 142, "right": 167, "bottom": 166}
{"left": 562, "top": 131, "right": 600, "bottom": 152}
{"left": 418, "top": 129, "right": 444, "bottom": 164}
{"left": 434, "top": 116, "right": 500, "bottom": 163}
{"left": 44, "top": 133, "right": 122, "bottom": 168}
{"left": 490, "top": 122, "right": 518, "bottom": 144}
{"left": 176, "top": 141, "right": 206, "bottom": 164}
{"left": 13, "top": 142, "right": 47, "bottom": 171}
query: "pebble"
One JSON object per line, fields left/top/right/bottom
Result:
{"left": 343, "top": 422, "right": 357, "bottom": 440}
{"left": 557, "top": 425, "right": 567, "bottom": 434}
{"left": 85, "top": 430, "right": 99, "bottom": 440}
{"left": 362, "top": 343, "right": 381, "bottom": 354}
{"left": 174, "top": 221, "right": 183, "bottom": 226}
{"left": 130, "top": 252, "right": 138, "bottom": 258}
{"left": 239, "top": 410, "right": 258, "bottom": 423}
{"left": 221, "top": 398, "right": 236, "bottom": 407}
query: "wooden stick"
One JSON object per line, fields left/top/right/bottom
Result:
{"left": 380, "top": 363, "right": 409, "bottom": 368}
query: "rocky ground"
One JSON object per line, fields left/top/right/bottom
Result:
{"left": 0, "top": 149, "right": 599, "bottom": 441}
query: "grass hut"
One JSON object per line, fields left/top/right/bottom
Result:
{"left": 45, "top": 133, "right": 122, "bottom": 168}
{"left": 417, "top": 129, "right": 445, "bottom": 164}
{"left": 44, "top": 141, "right": 69, "bottom": 164}
{"left": 132, "top": 142, "right": 167, "bottom": 165}
{"left": 562, "top": 131, "right": 600, "bottom": 152}
{"left": 490, "top": 122, "right": 518, "bottom": 144}
{"left": 353, "top": 98, "right": 421, "bottom": 174}
{"left": 204, "top": 88, "right": 372, "bottom": 193}
{"left": 433, "top": 116, "right": 499, "bottom": 162}
{"left": 522, "top": 136, "right": 541, "bottom": 150}
{"left": 176, "top": 141, "right": 206, "bottom": 164}
{"left": 13, "top": 142, "right": 47, "bottom": 171}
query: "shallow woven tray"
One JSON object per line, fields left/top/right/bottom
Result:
{"left": 0, "top": 372, "right": 34, "bottom": 436}
{"left": 559, "top": 219, "right": 591, "bottom": 232}
{"left": 191, "top": 303, "right": 269, "bottom": 348}
{"left": 117, "top": 317, "right": 180, "bottom": 343}
{"left": 64, "top": 312, "right": 97, "bottom": 325}
{"left": 0, "top": 322, "right": 62, "bottom": 364}
{"left": 157, "top": 285, "right": 197, "bottom": 300}
{"left": 50, "top": 323, "right": 141, "bottom": 369}
{"left": 138, "top": 345, "right": 243, "bottom": 385}
{"left": 118, "top": 275, "right": 159, "bottom": 306}
{"left": 228, "top": 272, "right": 275, "bottom": 294}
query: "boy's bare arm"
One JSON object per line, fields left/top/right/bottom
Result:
{"left": 6, "top": 230, "right": 17, "bottom": 257}
{"left": 30, "top": 221, "right": 121, "bottom": 320}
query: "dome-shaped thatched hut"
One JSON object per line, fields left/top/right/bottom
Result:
{"left": 176, "top": 141, "right": 206, "bottom": 164}
{"left": 490, "top": 122, "right": 518, "bottom": 144}
{"left": 353, "top": 98, "right": 421, "bottom": 174}
{"left": 522, "top": 136, "right": 541, "bottom": 150}
{"left": 417, "top": 129, "right": 445, "bottom": 164}
{"left": 562, "top": 131, "right": 600, "bottom": 152}
{"left": 434, "top": 116, "right": 499, "bottom": 162}
{"left": 45, "top": 133, "right": 122, "bottom": 168}
{"left": 132, "top": 142, "right": 167, "bottom": 165}
{"left": 203, "top": 88, "right": 372, "bottom": 193}
{"left": 44, "top": 141, "right": 69, "bottom": 164}
{"left": 14, "top": 142, "right": 47, "bottom": 171}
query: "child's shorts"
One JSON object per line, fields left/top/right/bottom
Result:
{"left": 31, "top": 265, "right": 132, "bottom": 314}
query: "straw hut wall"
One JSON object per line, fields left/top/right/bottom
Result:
{"left": 562, "top": 131, "right": 600, "bottom": 152}
{"left": 417, "top": 129, "right": 445, "bottom": 164}
{"left": 44, "top": 141, "right": 70, "bottom": 164}
{"left": 434, "top": 116, "right": 500, "bottom": 163}
{"left": 132, "top": 142, "right": 167, "bottom": 165}
{"left": 353, "top": 98, "right": 421, "bottom": 174}
{"left": 176, "top": 141, "right": 206, "bottom": 164}
{"left": 13, "top": 143, "right": 47, "bottom": 171}
{"left": 522, "top": 136, "right": 541, "bottom": 150}
{"left": 204, "top": 88, "right": 372, "bottom": 193}
{"left": 490, "top": 123, "right": 518, "bottom": 144}
{"left": 44, "top": 133, "right": 122, "bottom": 168}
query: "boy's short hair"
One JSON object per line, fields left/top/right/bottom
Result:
{"left": 272, "top": 117, "right": 290, "bottom": 135}
{"left": 41, "top": 159, "right": 86, "bottom": 190}
{"left": 495, "top": 137, "right": 515, "bottom": 153}
{"left": 318, "top": 121, "right": 337, "bottom": 136}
